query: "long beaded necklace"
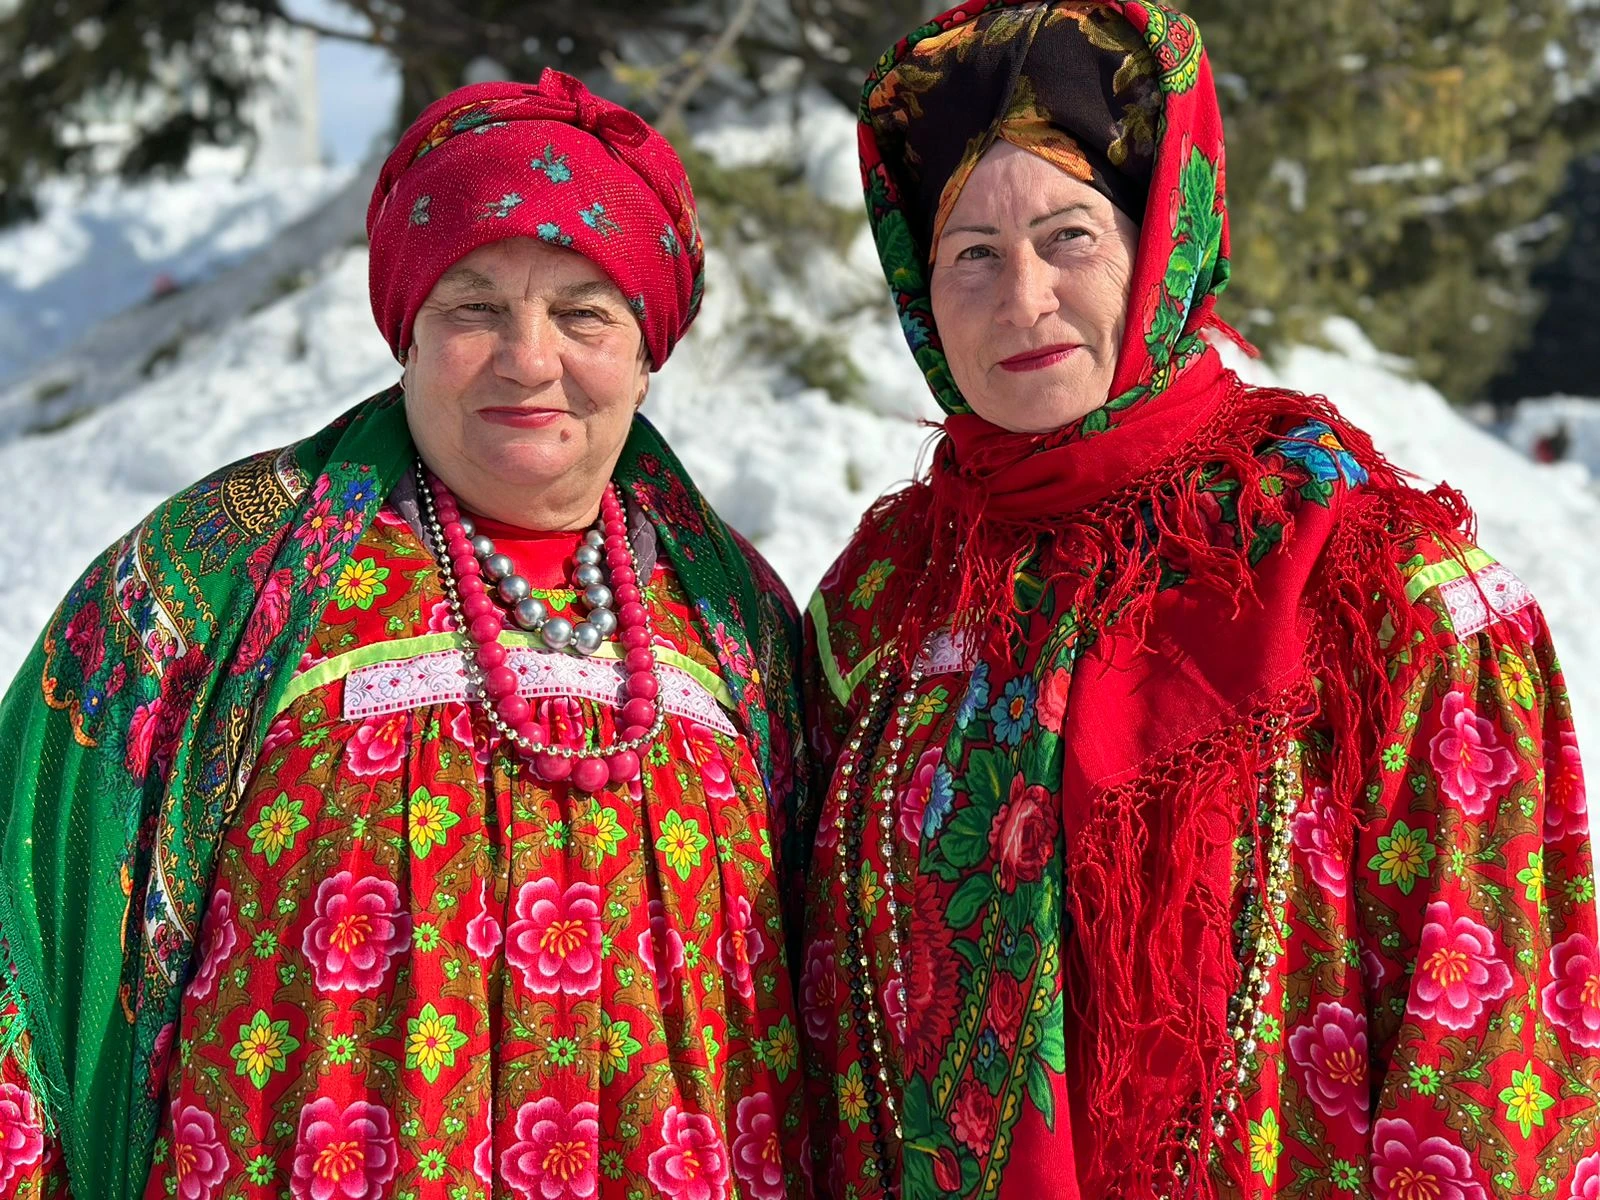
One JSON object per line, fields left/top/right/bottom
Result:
{"left": 418, "top": 459, "right": 665, "bottom": 792}
{"left": 833, "top": 656, "right": 921, "bottom": 1191}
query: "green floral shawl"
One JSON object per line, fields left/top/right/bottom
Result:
{"left": 0, "top": 390, "right": 805, "bottom": 1200}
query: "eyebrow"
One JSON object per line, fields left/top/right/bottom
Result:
{"left": 944, "top": 203, "right": 1098, "bottom": 238}
{"left": 433, "top": 266, "right": 500, "bottom": 294}
{"left": 431, "top": 272, "right": 623, "bottom": 307}
{"left": 554, "top": 280, "right": 625, "bottom": 305}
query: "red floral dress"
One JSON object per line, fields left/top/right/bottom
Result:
{"left": 0, "top": 504, "right": 809, "bottom": 1200}
{"left": 802, "top": 525, "right": 1599, "bottom": 1198}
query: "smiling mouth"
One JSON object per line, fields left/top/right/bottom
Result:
{"left": 997, "top": 344, "right": 1081, "bottom": 372}
{"left": 478, "top": 407, "right": 566, "bottom": 428}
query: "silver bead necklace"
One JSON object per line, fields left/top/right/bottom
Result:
{"left": 461, "top": 515, "right": 619, "bottom": 656}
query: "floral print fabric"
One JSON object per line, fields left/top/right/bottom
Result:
{"left": 0, "top": 506, "right": 808, "bottom": 1200}
{"left": 801, "top": 519, "right": 1599, "bottom": 1197}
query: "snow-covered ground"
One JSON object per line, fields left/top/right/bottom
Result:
{"left": 0, "top": 153, "right": 351, "bottom": 385}
{"left": 1504, "top": 395, "right": 1600, "bottom": 479}
{"left": 0, "top": 90, "right": 1594, "bottom": 756}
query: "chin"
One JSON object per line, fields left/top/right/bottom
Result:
{"left": 991, "top": 380, "right": 1107, "bottom": 433}
{"left": 470, "top": 430, "right": 587, "bottom": 485}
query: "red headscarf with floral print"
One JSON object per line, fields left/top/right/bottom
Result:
{"left": 366, "top": 70, "right": 705, "bottom": 368}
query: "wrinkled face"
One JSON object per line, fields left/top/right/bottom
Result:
{"left": 403, "top": 237, "right": 649, "bottom": 526}
{"left": 929, "top": 141, "right": 1140, "bottom": 433}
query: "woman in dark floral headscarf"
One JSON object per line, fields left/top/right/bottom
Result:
{"left": 0, "top": 71, "right": 811, "bottom": 1200}
{"left": 801, "top": 3, "right": 1597, "bottom": 1197}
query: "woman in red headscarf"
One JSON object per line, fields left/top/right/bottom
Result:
{"left": 0, "top": 73, "right": 811, "bottom": 1200}
{"left": 801, "top": 3, "right": 1597, "bottom": 1197}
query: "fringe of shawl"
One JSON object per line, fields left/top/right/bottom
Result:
{"left": 862, "top": 376, "right": 1474, "bottom": 1195}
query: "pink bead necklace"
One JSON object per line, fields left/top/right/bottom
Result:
{"left": 418, "top": 460, "right": 663, "bottom": 791}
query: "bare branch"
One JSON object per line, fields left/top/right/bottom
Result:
{"left": 266, "top": 3, "right": 391, "bottom": 49}
{"left": 656, "top": 0, "right": 763, "bottom": 131}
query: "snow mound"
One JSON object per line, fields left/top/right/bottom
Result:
{"left": 1503, "top": 395, "right": 1600, "bottom": 480}
{"left": 0, "top": 154, "right": 351, "bottom": 388}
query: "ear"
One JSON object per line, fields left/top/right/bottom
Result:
{"left": 401, "top": 344, "right": 417, "bottom": 392}
{"left": 636, "top": 375, "right": 650, "bottom": 412}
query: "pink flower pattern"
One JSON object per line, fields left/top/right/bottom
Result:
{"left": 344, "top": 713, "right": 408, "bottom": 778}
{"left": 897, "top": 748, "right": 943, "bottom": 844}
{"left": 1544, "top": 932, "right": 1600, "bottom": 1049}
{"left": 168, "top": 1104, "right": 230, "bottom": 1200}
{"left": 1570, "top": 1153, "right": 1600, "bottom": 1200}
{"left": 465, "top": 882, "right": 503, "bottom": 960}
{"left": 1287, "top": 1002, "right": 1369, "bottom": 1133}
{"left": 1290, "top": 786, "right": 1348, "bottom": 899}
{"left": 1547, "top": 729, "right": 1589, "bottom": 845}
{"left": 1370, "top": 1117, "right": 1486, "bottom": 1200}
{"left": 638, "top": 897, "right": 687, "bottom": 1007}
{"left": 800, "top": 940, "right": 837, "bottom": 1043}
{"left": 501, "top": 1097, "right": 600, "bottom": 1200}
{"left": 289, "top": 1098, "right": 398, "bottom": 1200}
{"left": 126, "top": 697, "right": 166, "bottom": 779}
{"left": 647, "top": 1106, "right": 730, "bottom": 1200}
{"left": 691, "top": 732, "right": 739, "bottom": 802}
{"left": 300, "top": 872, "right": 411, "bottom": 994}
{"left": 730, "top": 1093, "right": 786, "bottom": 1200}
{"left": 1429, "top": 690, "right": 1518, "bottom": 815}
{"left": 186, "top": 887, "right": 238, "bottom": 1002}
{"left": 473, "top": 1129, "right": 494, "bottom": 1186}
{"left": 1410, "top": 902, "right": 1513, "bottom": 1030}
{"left": 0, "top": 1083, "right": 44, "bottom": 1194}
{"left": 505, "top": 878, "right": 603, "bottom": 995}
{"left": 716, "top": 893, "right": 767, "bottom": 999}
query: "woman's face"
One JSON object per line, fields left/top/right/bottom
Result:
{"left": 403, "top": 237, "right": 649, "bottom": 529}
{"left": 930, "top": 142, "right": 1140, "bottom": 433}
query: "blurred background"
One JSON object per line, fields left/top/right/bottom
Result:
{"left": 0, "top": 0, "right": 1596, "bottom": 750}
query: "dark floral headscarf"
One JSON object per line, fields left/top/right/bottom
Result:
{"left": 864, "top": 2, "right": 1161, "bottom": 257}
{"left": 859, "top": 0, "right": 1232, "bottom": 426}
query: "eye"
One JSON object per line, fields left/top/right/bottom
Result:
{"left": 1050, "top": 226, "right": 1089, "bottom": 245}
{"left": 560, "top": 307, "right": 615, "bottom": 324}
{"left": 456, "top": 302, "right": 498, "bottom": 314}
{"left": 954, "top": 244, "right": 996, "bottom": 262}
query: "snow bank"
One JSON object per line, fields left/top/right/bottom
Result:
{"left": 0, "top": 154, "right": 351, "bottom": 388}
{"left": 1503, "top": 395, "right": 1600, "bottom": 480}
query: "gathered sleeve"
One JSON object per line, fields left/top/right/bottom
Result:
{"left": 1351, "top": 559, "right": 1598, "bottom": 1184}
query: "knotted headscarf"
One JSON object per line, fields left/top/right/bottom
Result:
{"left": 367, "top": 70, "right": 705, "bottom": 368}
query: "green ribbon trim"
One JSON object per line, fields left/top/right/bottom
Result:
{"left": 809, "top": 589, "right": 886, "bottom": 708}
{"left": 273, "top": 631, "right": 735, "bottom": 717}
{"left": 1403, "top": 546, "right": 1498, "bottom": 603}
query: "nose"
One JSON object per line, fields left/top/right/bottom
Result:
{"left": 994, "top": 244, "right": 1059, "bottom": 328}
{"left": 494, "top": 309, "right": 563, "bottom": 388}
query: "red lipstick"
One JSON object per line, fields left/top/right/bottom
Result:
{"left": 478, "top": 407, "right": 565, "bottom": 429}
{"left": 997, "top": 344, "right": 1081, "bottom": 373}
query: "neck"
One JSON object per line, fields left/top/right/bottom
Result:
{"left": 424, "top": 464, "right": 607, "bottom": 532}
